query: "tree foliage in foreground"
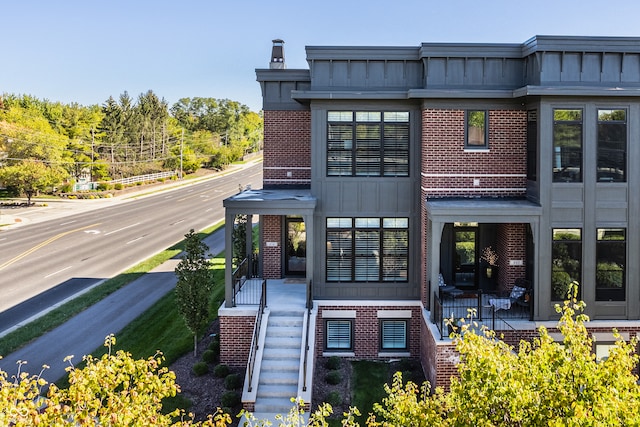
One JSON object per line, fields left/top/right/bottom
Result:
{"left": 0, "top": 335, "right": 230, "bottom": 426}
{"left": 3, "top": 287, "right": 639, "bottom": 426}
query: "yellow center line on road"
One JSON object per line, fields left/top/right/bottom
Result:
{"left": 0, "top": 223, "right": 102, "bottom": 271}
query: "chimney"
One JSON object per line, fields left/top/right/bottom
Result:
{"left": 270, "top": 39, "right": 285, "bottom": 69}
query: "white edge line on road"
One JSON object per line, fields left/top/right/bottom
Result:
{"left": 125, "top": 236, "right": 144, "bottom": 245}
{"left": 59, "top": 220, "right": 77, "bottom": 226}
{"left": 104, "top": 222, "right": 141, "bottom": 236}
{"left": 0, "top": 279, "right": 106, "bottom": 339}
{"left": 44, "top": 265, "right": 73, "bottom": 278}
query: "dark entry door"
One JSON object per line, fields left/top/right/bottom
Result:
{"left": 285, "top": 216, "right": 306, "bottom": 276}
{"left": 454, "top": 227, "right": 478, "bottom": 288}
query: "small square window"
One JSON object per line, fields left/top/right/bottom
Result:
{"left": 326, "top": 320, "right": 353, "bottom": 351}
{"left": 466, "top": 110, "right": 488, "bottom": 148}
{"left": 380, "top": 320, "right": 408, "bottom": 351}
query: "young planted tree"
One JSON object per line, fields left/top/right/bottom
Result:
{"left": 175, "top": 229, "right": 212, "bottom": 356}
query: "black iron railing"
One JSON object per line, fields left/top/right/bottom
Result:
{"left": 246, "top": 279, "right": 267, "bottom": 393}
{"left": 302, "top": 280, "right": 312, "bottom": 392}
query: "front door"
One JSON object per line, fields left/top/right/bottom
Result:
{"left": 454, "top": 226, "right": 478, "bottom": 288}
{"left": 285, "top": 216, "right": 306, "bottom": 276}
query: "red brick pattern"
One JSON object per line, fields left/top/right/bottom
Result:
{"left": 219, "top": 315, "right": 255, "bottom": 367}
{"left": 421, "top": 109, "right": 527, "bottom": 197}
{"left": 495, "top": 223, "right": 527, "bottom": 292}
{"left": 261, "top": 215, "right": 282, "bottom": 279}
{"left": 314, "top": 305, "right": 422, "bottom": 359}
{"left": 263, "top": 110, "right": 311, "bottom": 185}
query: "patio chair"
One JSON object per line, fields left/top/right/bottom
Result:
{"left": 439, "top": 273, "right": 464, "bottom": 299}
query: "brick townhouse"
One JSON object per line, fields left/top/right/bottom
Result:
{"left": 220, "top": 36, "right": 640, "bottom": 398}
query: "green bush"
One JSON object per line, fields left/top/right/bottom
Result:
{"left": 213, "top": 364, "right": 229, "bottom": 378}
{"left": 224, "top": 373, "right": 242, "bottom": 390}
{"left": 114, "top": 183, "right": 124, "bottom": 190}
{"left": 208, "top": 338, "right": 220, "bottom": 353}
{"left": 326, "top": 356, "right": 341, "bottom": 370}
{"left": 97, "top": 183, "right": 112, "bottom": 191}
{"left": 221, "top": 391, "right": 240, "bottom": 408}
{"left": 327, "top": 391, "right": 343, "bottom": 406}
{"left": 202, "top": 349, "right": 217, "bottom": 364}
{"left": 192, "top": 361, "right": 208, "bottom": 376}
{"left": 325, "top": 370, "right": 342, "bottom": 385}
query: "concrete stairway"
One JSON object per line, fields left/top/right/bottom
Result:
{"left": 253, "top": 309, "right": 305, "bottom": 414}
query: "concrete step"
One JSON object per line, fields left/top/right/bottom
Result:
{"left": 268, "top": 317, "right": 303, "bottom": 328}
{"left": 260, "top": 358, "right": 299, "bottom": 373}
{"left": 262, "top": 347, "right": 299, "bottom": 359}
{"left": 254, "top": 397, "right": 296, "bottom": 414}
{"left": 257, "top": 384, "right": 298, "bottom": 399}
{"left": 264, "top": 336, "right": 301, "bottom": 349}
{"left": 268, "top": 325, "right": 303, "bottom": 338}
{"left": 259, "top": 370, "right": 298, "bottom": 386}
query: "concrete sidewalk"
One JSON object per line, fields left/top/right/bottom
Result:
{"left": 0, "top": 228, "right": 225, "bottom": 383}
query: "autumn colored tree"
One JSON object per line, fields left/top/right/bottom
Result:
{"left": 174, "top": 229, "right": 213, "bottom": 355}
{"left": 0, "top": 335, "right": 231, "bottom": 426}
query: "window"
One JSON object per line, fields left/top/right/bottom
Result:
{"left": 597, "top": 109, "right": 626, "bottom": 182}
{"left": 552, "top": 229, "right": 581, "bottom": 301}
{"left": 596, "top": 228, "right": 625, "bottom": 301}
{"left": 325, "top": 319, "right": 353, "bottom": 351}
{"left": 380, "top": 320, "right": 408, "bottom": 351}
{"left": 553, "top": 109, "right": 583, "bottom": 182}
{"left": 326, "top": 217, "right": 409, "bottom": 282}
{"left": 466, "top": 110, "right": 488, "bottom": 148}
{"left": 327, "top": 111, "right": 409, "bottom": 177}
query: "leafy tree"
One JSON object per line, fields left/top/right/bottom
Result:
{"left": 0, "top": 160, "right": 66, "bottom": 204}
{"left": 175, "top": 229, "right": 213, "bottom": 356}
{"left": 0, "top": 335, "right": 232, "bottom": 426}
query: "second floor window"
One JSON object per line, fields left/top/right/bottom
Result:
{"left": 466, "top": 110, "right": 488, "bottom": 148}
{"left": 327, "top": 111, "right": 409, "bottom": 177}
{"left": 553, "top": 109, "right": 583, "bottom": 183}
{"left": 597, "top": 109, "right": 626, "bottom": 182}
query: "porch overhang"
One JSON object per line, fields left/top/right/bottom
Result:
{"left": 425, "top": 197, "right": 542, "bottom": 223}
{"left": 223, "top": 189, "right": 317, "bottom": 308}
{"left": 223, "top": 188, "right": 317, "bottom": 215}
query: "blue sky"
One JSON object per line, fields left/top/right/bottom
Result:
{"left": 4, "top": 0, "right": 640, "bottom": 112}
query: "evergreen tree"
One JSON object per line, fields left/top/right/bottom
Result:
{"left": 174, "top": 229, "right": 212, "bottom": 356}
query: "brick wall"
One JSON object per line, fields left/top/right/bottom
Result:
{"left": 219, "top": 314, "right": 255, "bottom": 367}
{"left": 314, "top": 305, "right": 422, "bottom": 359}
{"left": 261, "top": 215, "right": 282, "bottom": 279}
{"left": 495, "top": 223, "right": 527, "bottom": 292}
{"left": 421, "top": 109, "right": 527, "bottom": 197}
{"left": 263, "top": 110, "right": 311, "bottom": 186}
{"left": 422, "top": 321, "right": 640, "bottom": 391}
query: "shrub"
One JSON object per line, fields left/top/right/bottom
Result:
{"left": 224, "top": 373, "right": 242, "bottom": 390}
{"left": 208, "top": 338, "right": 220, "bottom": 353}
{"left": 326, "top": 391, "right": 343, "bottom": 406}
{"left": 221, "top": 391, "right": 240, "bottom": 407}
{"left": 114, "top": 183, "right": 124, "bottom": 190}
{"left": 325, "top": 370, "right": 342, "bottom": 385}
{"left": 202, "top": 349, "right": 217, "bottom": 364}
{"left": 192, "top": 361, "right": 208, "bottom": 376}
{"left": 326, "top": 356, "right": 341, "bottom": 370}
{"left": 213, "top": 364, "right": 229, "bottom": 378}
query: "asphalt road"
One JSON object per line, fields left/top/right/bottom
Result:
{"left": 0, "top": 162, "right": 262, "bottom": 382}
{"left": 0, "top": 162, "right": 262, "bottom": 332}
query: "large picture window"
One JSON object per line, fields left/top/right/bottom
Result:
{"left": 327, "top": 111, "right": 409, "bottom": 177}
{"left": 552, "top": 229, "right": 582, "bottom": 301}
{"left": 597, "top": 109, "right": 626, "bottom": 182}
{"left": 596, "top": 228, "right": 625, "bottom": 301}
{"left": 553, "top": 109, "right": 583, "bottom": 183}
{"left": 326, "top": 217, "right": 408, "bottom": 282}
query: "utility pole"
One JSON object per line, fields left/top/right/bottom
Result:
{"left": 180, "top": 128, "right": 184, "bottom": 179}
{"left": 91, "top": 128, "right": 95, "bottom": 183}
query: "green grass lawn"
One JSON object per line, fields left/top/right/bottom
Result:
{"left": 0, "top": 224, "right": 223, "bottom": 357}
